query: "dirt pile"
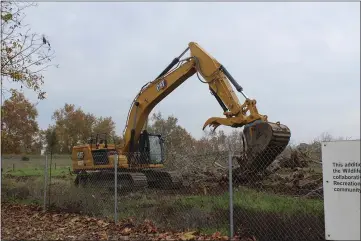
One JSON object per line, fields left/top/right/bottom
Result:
{"left": 259, "top": 145, "right": 323, "bottom": 197}
{"left": 260, "top": 169, "right": 323, "bottom": 197}
{"left": 181, "top": 170, "right": 226, "bottom": 195}
{"left": 187, "top": 144, "right": 325, "bottom": 198}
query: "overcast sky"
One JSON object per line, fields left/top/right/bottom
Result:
{"left": 7, "top": 2, "right": 360, "bottom": 144}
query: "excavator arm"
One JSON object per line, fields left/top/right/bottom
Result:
{"left": 188, "top": 42, "right": 268, "bottom": 130}
{"left": 122, "top": 42, "right": 272, "bottom": 153}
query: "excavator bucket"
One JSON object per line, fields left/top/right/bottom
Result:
{"left": 234, "top": 120, "right": 291, "bottom": 181}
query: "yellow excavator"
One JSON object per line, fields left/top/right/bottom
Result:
{"left": 71, "top": 42, "right": 291, "bottom": 189}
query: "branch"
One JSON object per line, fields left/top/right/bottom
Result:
{"left": 2, "top": 34, "right": 37, "bottom": 67}
{"left": 214, "top": 161, "right": 227, "bottom": 169}
{"left": 1, "top": 1, "right": 57, "bottom": 100}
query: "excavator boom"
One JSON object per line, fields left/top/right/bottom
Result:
{"left": 122, "top": 58, "right": 196, "bottom": 153}
{"left": 122, "top": 42, "right": 276, "bottom": 155}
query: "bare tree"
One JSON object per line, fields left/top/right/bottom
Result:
{"left": 1, "top": 1, "right": 57, "bottom": 100}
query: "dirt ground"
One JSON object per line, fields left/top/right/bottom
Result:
{"left": 1, "top": 202, "right": 255, "bottom": 241}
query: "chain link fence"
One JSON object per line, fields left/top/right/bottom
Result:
{"left": 1, "top": 143, "right": 326, "bottom": 240}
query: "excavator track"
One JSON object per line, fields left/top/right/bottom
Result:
{"left": 142, "top": 169, "right": 183, "bottom": 189}
{"left": 117, "top": 172, "right": 148, "bottom": 190}
{"left": 234, "top": 120, "right": 291, "bottom": 182}
{"left": 75, "top": 171, "right": 148, "bottom": 191}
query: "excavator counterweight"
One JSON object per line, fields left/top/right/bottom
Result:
{"left": 71, "top": 42, "right": 291, "bottom": 190}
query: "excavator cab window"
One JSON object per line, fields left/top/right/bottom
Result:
{"left": 148, "top": 135, "right": 164, "bottom": 164}
{"left": 138, "top": 131, "right": 165, "bottom": 164}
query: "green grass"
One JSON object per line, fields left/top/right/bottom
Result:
{"left": 4, "top": 196, "right": 43, "bottom": 206}
{"left": 2, "top": 154, "right": 72, "bottom": 177}
{"left": 114, "top": 187, "right": 324, "bottom": 222}
{"left": 233, "top": 187, "right": 323, "bottom": 215}
{"left": 1, "top": 154, "right": 71, "bottom": 170}
{"left": 112, "top": 187, "right": 323, "bottom": 235}
{"left": 166, "top": 187, "right": 323, "bottom": 216}
{"left": 2, "top": 167, "right": 71, "bottom": 177}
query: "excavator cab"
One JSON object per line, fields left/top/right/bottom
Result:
{"left": 135, "top": 130, "right": 165, "bottom": 165}
{"left": 83, "top": 133, "right": 117, "bottom": 166}
{"left": 88, "top": 133, "right": 109, "bottom": 149}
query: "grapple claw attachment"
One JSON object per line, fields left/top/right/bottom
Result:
{"left": 209, "top": 123, "right": 220, "bottom": 132}
{"left": 202, "top": 117, "right": 232, "bottom": 131}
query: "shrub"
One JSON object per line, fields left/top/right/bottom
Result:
{"left": 21, "top": 156, "right": 30, "bottom": 161}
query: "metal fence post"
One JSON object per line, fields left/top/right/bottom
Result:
{"left": 114, "top": 153, "right": 118, "bottom": 223}
{"left": 228, "top": 150, "right": 234, "bottom": 239}
{"left": 48, "top": 152, "right": 53, "bottom": 207}
{"left": 43, "top": 155, "right": 48, "bottom": 211}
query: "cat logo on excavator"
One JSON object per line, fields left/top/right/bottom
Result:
{"left": 156, "top": 79, "right": 167, "bottom": 91}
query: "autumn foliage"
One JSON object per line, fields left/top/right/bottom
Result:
{"left": 0, "top": 91, "right": 118, "bottom": 155}
{"left": 1, "top": 89, "right": 41, "bottom": 154}
{"left": 48, "top": 103, "right": 117, "bottom": 154}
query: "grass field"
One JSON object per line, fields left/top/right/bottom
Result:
{"left": 1, "top": 154, "right": 71, "bottom": 176}
{"left": 1, "top": 154, "right": 71, "bottom": 167}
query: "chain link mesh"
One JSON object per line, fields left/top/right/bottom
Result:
{"left": 1, "top": 142, "right": 326, "bottom": 240}
{"left": 231, "top": 144, "right": 325, "bottom": 240}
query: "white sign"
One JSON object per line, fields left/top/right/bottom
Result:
{"left": 322, "top": 140, "right": 360, "bottom": 241}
